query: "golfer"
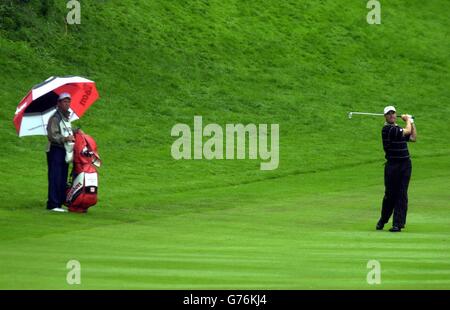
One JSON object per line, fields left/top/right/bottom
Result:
{"left": 46, "top": 93, "right": 75, "bottom": 212}
{"left": 377, "top": 106, "right": 417, "bottom": 232}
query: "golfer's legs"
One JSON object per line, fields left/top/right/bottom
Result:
{"left": 394, "top": 160, "right": 412, "bottom": 227}
{"left": 380, "top": 162, "right": 397, "bottom": 224}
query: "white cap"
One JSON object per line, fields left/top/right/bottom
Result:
{"left": 58, "top": 92, "right": 71, "bottom": 101}
{"left": 383, "top": 105, "right": 396, "bottom": 115}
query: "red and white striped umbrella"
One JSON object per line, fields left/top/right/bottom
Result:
{"left": 13, "top": 76, "right": 99, "bottom": 137}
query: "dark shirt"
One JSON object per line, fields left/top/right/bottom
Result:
{"left": 382, "top": 123, "right": 410, "bottom": 161}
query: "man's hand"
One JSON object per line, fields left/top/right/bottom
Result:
{"left": 64, "top": 135, "right": 75, "bottom": 142}
{"left": 401, "top": 114, "right": 414, "bottom": 123}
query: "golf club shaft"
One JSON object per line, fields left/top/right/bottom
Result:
{"left": 348, "top": 112, "right": 415, "bottom": 119}
{"left": 349, "top": 112, "right": 384, "bottom": 117}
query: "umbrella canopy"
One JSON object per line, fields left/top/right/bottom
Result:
{"left": 13, "top": 76, "right": 99, "bottom": 137}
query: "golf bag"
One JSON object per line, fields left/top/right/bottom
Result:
{"left": 65, "top": 131, "right": 101, "bottom": 213}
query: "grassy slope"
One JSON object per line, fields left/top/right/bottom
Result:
{"left": 0, "top": 0, "right": 449, "bottom": 288}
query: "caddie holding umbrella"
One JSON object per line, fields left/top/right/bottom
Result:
{"left": 13, "top": 76, "right": 99, "bottom": 212}
{"left": 46, "top": 92, "right": 76, "bottom": 212}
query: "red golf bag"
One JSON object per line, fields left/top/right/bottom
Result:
{"left": 66, "top": 130, "right": 101, "bottom": 213}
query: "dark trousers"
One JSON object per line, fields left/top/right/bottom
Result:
{"left": 46, "top": 145, "right": 68, "bottom": 209}
{"left": 380, "top": 159, "right": 412, "bottom": 227}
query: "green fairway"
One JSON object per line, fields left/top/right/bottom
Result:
{"left": 0, "top": 0, "right": 449, "bottom": 289}
{"left": 1, "top": 157, "right": 449, "bottom": 289}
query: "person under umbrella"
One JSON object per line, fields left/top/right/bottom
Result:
{"left": 46, "top": 93, "right": 76, "bottom": 212}
{"left": 13, "top": 76, "right": 99, "bottom": 212}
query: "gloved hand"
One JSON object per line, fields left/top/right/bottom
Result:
{"left": 407, "top": 114, "right": 414, "bottom": 124}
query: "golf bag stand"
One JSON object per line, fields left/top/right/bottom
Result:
{"left": 65, "top": 130, "right": 101, "bottom": 213}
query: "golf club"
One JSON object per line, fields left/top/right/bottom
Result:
{"left": 348, "top": 112, "right": 415, "bottom": 120}
{"left": 348, "top": 112, "right": 383, "bottom": 119}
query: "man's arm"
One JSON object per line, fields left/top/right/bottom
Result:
{"left": 409, "top": 122, "right": 417, "bottom": 142}
{"left": 401, "top": 114, "right": 412, "bottom": 136}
